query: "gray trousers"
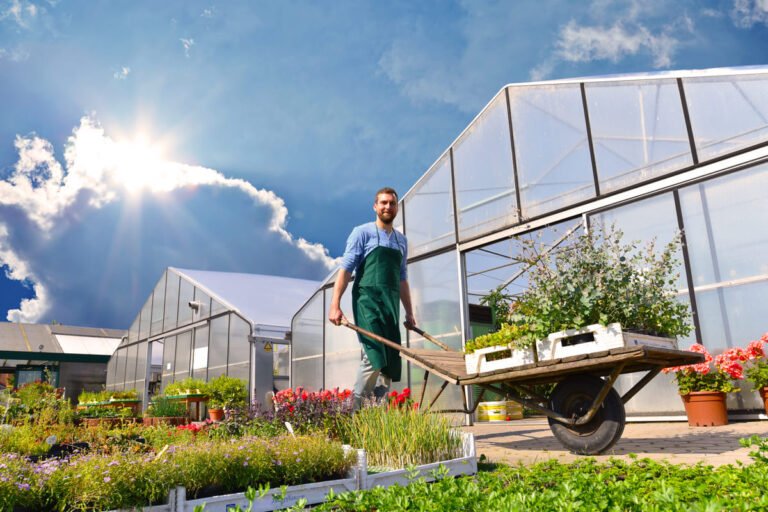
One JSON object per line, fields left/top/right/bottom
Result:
{"left": 353, "top": 350, "right": 392, "bottom": 410}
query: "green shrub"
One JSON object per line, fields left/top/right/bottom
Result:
{"left": 43, "top": 435, "right": 354, "bottom": 510}
{"left": 146, "top": 396, "right": 188, "bottom": 418}
{"left": 205, "top": 375, "right": 247, "bottom": 409}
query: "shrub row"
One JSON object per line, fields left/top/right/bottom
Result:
{"left": 0, "top": 434, "right": 354, "bottom": 511}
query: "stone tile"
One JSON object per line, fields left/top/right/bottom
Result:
{"left": 464, "top": 418, "right": 768, "bottom": 466}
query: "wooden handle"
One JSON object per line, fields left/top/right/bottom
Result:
{"left": 403, "top": 322, "right": 452, "bottom": 352}
{"left": 341, "top": 319, "right": 405, "bottom": 354}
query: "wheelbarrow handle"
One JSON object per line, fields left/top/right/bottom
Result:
{"left": 340, "top": 319, "right": 405, "bottom": 353}
{"left": 403, "top": 322, "right": 452, "bottom": 352}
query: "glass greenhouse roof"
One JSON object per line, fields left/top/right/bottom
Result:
{"left": 173, "top": 268, "right": 320, "bottom": 329}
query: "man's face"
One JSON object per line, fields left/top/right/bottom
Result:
{"left": 373, "top": 193, "right": 398, "bottom": 225}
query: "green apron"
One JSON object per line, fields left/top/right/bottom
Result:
{"left": 352, "top": 235, "right": 403, "bottom": 382}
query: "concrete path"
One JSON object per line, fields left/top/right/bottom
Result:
{"left": 464, "top": 418, "right": 768, "bottom": 466}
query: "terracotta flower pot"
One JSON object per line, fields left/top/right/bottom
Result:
{"left": 208, "top": 408, "right": 225, "bottom": 422}
{"left": 682, "top": 391, "right": 728, "bottom": 427}
{"left": 759, "top": 387, "right": 768, "bottom": 415}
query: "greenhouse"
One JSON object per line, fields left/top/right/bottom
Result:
{"left": 291, "top": 65, "right": 768, "bottom": 419}
{"left": 106, "top": 268, "right": 318, "bottom": 408}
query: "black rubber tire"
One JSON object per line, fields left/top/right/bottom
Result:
{"left": 547, "top": 375, "right": 626, "bottom": 455}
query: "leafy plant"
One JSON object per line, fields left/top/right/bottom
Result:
{"left": 744, "top": 334, "right": 768, "bottom": 390}
{"left": 507, "top": 225, "right": 691, "bottom": 341}
{"left": 662, "top": 343, "right": 744, "bottom": 394}
{"left": 465, "top": 322, "right": 535, "bottom": 354}
{"left": 317, "top": 458, "right": 768, "bottom": 511}
{"left": 110, "top": 389, "right": 139, "bottom": 400}
{"left": 146, "top": 396, "right": 188, "bottom": 418}
{"left": 479, "top": 287, "right": 513, "bottom": 330}
{"left": 205, "top": 375, "right": 247, "bottom": 409}
{"left": 165, "top": 378, "right": 207, "bottom": 397}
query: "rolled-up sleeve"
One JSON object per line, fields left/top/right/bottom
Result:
{"left": 340, "top": 226, "right": 364, "bottom": 274}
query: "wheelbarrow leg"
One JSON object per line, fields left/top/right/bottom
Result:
{"left": 418, "top": 370, "right": 430, "bottom": 409}
{"left": 426, "top": 381, "right": 449, "bottom": 411}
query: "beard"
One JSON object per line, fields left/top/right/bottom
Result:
{"left": 377, "top": 211, "right": 395, "bottom": 225}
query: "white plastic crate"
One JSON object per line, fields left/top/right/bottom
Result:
{"left": 547, "top": 323, "right": 677, "bottom": 360}
{"left": 464, "top": 339, "right": 552, "bottom": 375}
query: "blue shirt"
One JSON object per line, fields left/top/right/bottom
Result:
{"left": 340, "top": 222, "right": 408, "bottom": 281}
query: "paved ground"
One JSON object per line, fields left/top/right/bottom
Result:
{"left": 464, "top": 418, "right": 768, "bottom": 466}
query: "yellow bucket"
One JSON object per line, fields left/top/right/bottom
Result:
{"left": 476, "top": 401, "right": 523, "bottom": 422}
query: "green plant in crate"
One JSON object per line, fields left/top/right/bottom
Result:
{"left": 507, "top": 225, "right": 692, "bottom": 341}
{"left": 146, "top": 396, "right": 187, "bottom": 418}
{"left": 465, "top": 322, "right": 535, "bottom": 354}
{"left": 204, "top": 375, "right": 247, "bottom": 409}
{"left": 165, "top": 378, "right": 207, "bottom": 396}
{"left": 109, "top": 389, "right": 139, "bottom": 400}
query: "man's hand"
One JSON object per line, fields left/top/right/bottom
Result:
{"left": 329, "top": 304, "right": 346, "bottom": 326}
{"left": 404, "top": 312, "right": 416, "bottom": 329}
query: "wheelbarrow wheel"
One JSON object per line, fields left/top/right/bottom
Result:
{"left": 547, "top": 375, "right": 625, "bottom": 455}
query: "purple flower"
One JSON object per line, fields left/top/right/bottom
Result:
{"left": 243, "top": 461, "right": 248, "bottom": 467}
{"left": 104, "top": 476, "right": 111, "bottom": 483}
{"left": 17, "top": 483, "right": 30, "bottom": 491}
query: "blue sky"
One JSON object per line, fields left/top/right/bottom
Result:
{"left": 1, "top": 0, "right": 767, "bottom": 329}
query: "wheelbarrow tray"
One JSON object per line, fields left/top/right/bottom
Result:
{"left": 400, "top": 344, "right": 701, "bottom": 387}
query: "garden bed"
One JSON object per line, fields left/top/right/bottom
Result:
{"left": 112, "top": 432, "right": 477, "bottom": 512}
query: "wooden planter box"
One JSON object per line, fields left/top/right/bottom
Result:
{"left": 143, "top": 416, "right": 189, "bottom": 427}
{"left": 83, "top": 417, "right": 140, "bottom": 428}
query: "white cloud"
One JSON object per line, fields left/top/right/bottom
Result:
{"left": 0, "top": 116, "right": 339, "bottom": 322}
{"left": 0, "top": 46, "right": 29, "bottom": 62}
{"left": 180, "top": 37, "right": 195, "bottom": 57}
{"left": 0, "top": 224, "right": 49, "bottom": 322}
{"left": 731, "top": 0, "right": 768, "bottom": 27}
{"left": 113, "top": 66, "right": 131, "bottom": 80}
{"left": 201, "top": 7, "right": 215, "bottom": 18}
{"left": 557, "top": 20, "right": 684, "bottom": 68}
{"left": 0, "top": 0, "right": 38, "bottom": 28}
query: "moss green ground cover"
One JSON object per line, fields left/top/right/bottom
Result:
{"left": 316, "top": 456, "right": 768, "bottom": 511}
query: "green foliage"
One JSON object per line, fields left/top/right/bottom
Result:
{"left": 77, "top": 389, "right": 111, "bottom": 404}
{"left": 479, "top": 287, "right": 513, "bottom": 330}
{"left": 674, "top": 370, "right": 740, "bottom": 395}
{"left": 40, "top": 435, "right": 353, "bottom": 511}
{"left": 76, "top": 405, "right": 135, "bottom": 419}
{"left": 146, "top": 396, "right": 188, "bottom": 418}
{"left": 465, "top": 323, "right": 535, "bottom": 354}
{"left": 205, "top": 375, "right": 248, "bottom": 409}
{"left": 318, "top": 458, "right": 768, "bottom": 511}
{"left": 338, "top": 405, "right": 462, "bottom": 468}
{"left": 508, "top": 226, "right": 692, "bottom": 341}
{"left": 745, "top": 360, "right": 768, "bottom": 390}
{"left": 740, "top": 435, "right": 768, "bottom": 464}
{"left": 109, "top": 389, "right": 139, "bottom": 400}
{"left": 0, "top": 424, "right": 50, "bottom": 456}
{"left": 165, "top": 377, "right": 208, "bottom": 397}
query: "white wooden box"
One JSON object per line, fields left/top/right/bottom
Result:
{"left": 464, "top": 339, "right": 552, "bottom": 375}
{"left": 547, "top": 323, "right": 677, "bottom": 360}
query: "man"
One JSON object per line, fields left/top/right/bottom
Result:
{"left": 329, "top": 187, "right": 416, "bottom": 409}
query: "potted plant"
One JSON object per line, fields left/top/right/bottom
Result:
{"left": 662, "top": 343, "right": 744, "bottom": 426}
{"left": 744, "top": 333, "right": 768, "bottom": 413}
{"left": 204, "top": 375, "right": 247, "bottom": 421}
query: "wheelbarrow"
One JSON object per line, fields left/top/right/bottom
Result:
{"left": 341, "top": 319, "right": 704, "bottom": 455}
